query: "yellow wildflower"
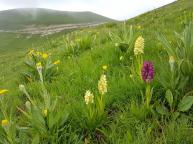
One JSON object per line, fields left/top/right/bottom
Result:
{"left": 0, "top": 89, "right": 8, "bottom": 95}
{"left": 36, "top": 62, "right": 43, "bottom": 70}
{"left": 42, "top": 53, "right": 49, "bottom": 59}
{"left": 98, "top": 74, "right": 107, "bottom": 95}
{"left": 115, "top": 43, "right": 119, "bottom": 47}
{"left": 134, "top": 36, "right": 144, "bottom": 55}
{"left": 120, "top": 56, "right": 123, "bottom": 61}
{"left": 137, "top": 25, "right": 141, "bottom": 29}
{"left": 53, "top": 60, "right": 61, "bottom": 65}
{"left": 84, "top": 90, "right": 94, "bottom": 105}
{"left": 169, "top": 56, "right": 175, "bottom": 71}
{"left": 169, "top": 56, "right": 175, "bottom": 63}
{"left": 36, "top": 62, "right": 42, "bottom": 67}
{"left": 102, "top": 65, "right": 108, "bottom": 71}
{"left": 1, "top": 119, "right": 8, "bottom": 126}
{"left": 28, "top": 49, "right": 35, "bottom": 55}
{"left": 36, "top": 51, "right": 42, "bottom": 56}
{"left": 43, "top": 109, "right": 48, "bottom": 117}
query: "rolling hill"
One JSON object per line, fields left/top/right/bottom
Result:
{"left": 0, "top": 8, "right": 114, "bottom": 30}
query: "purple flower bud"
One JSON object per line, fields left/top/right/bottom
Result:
{"left": 141, "top": 61, "right": 154, "bottom": 83}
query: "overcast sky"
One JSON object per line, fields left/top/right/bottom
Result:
{"left": 0, "top": 0, "right": 176, "bottom": 20}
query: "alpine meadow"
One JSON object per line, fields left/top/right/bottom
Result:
{"left": 1, "top": 0, "right": 193, "bottom": 143}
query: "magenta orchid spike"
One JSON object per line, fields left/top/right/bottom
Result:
{"left": 141, "top": 61, "right": 154, "bottom": 83}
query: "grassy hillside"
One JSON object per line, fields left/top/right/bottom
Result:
{"left": 1, "top": 0, "right": 193, "bottom": 143}
{"left": 0, "top": 29, "right": 74, "bottom": 90}
{"left": 127, "top": 0, "right": 193, "bottom": 33}
{"left": 0, "top": 8, "right": 114, "bottom": 30}
{"left": 0, "top": 8, "right": 113, "bottom": 88}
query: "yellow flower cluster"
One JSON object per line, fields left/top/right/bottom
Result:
{"left": 28, "top": 49, "right": 35, "bottom": 55}
{"left": 119, "top": 56, "right": 123, "bottom": 61}
{"left": 102, "top": 65, "right": 108, "bottom": 71}
{"left": 134, "top": 36, "right": 144, "bottom": 55}
{"left": 98, "top": 74, "right": 107, "bottom": 95}
{"left": 137, "top": 25, "right": 141, "bottom": 29}
{"left": 53, "top": 60, "right": 61, "bottom": 65}
{"left": 36, "top": 51, "right": 42, "bottom": 56}
{"left": 0, "top": 89, "right": 8, "bottom": 95}
{"left": 169, "top": 56, "right": 175, "bottom": 71}
{"left": 36, "top": 62, "right": 43, "bottom": 70}
{"left": 1, "top": 119, "right": 8, "bottom": 126}
{"left": 43, "top": 109, "right": 48, "bottom": 117}
{"left": 42, "top": 53, "right": 49, "bottom": 59}
{"left": 28, "top": 49, "right": 49, "bottom": 59}
{"left": 169, "top": 56, "right": 175, "bottom": 64}
{"left": 84, "top": 90, "right": 94, "bottom": 105}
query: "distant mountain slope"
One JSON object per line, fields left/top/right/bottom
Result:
{"left": 0, "top": 8, "right": 114, "bottom": 30}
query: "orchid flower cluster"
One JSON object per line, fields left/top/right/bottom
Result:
{"left": 131, "top": 36, "right": 145, "bottom": 80}
{"left": 134, "top": 36, "right": 144, "bottom": 56}
{"left": 141, "top": 61, "right": 155, "bottom": 108}
{"left": 141, "top": 61, "right": 154, "bottom": 83}
{"left": 83, "top": 74, "right": 108, "bottom": 133}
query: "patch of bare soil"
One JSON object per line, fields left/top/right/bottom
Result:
{"left": 0, "top": 22, "right": 105, "bottom": 36}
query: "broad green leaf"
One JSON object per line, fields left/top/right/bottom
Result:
{"left": 156, "top": 104, "right": 168, "bottom": 115}
{"left": 178, "top": 96, "right": 193, "bottom": 112}
{"left": 165, "top": 89, "right": 173, "bottom": 108}
{"left": 157, "top": 33, "right": 174, "bottom": 56}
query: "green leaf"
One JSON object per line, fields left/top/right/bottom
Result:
{"left": 165, "top": 89, "right": 173, "bottom": 108}
{"left": 157, "top": 33, "right": 174, "bottom": 56}
{"left": 178, "top": 96, "right": 193, "bottom": 112}
{"left": 156, "top": 104, "right": 168, "bottom": 115}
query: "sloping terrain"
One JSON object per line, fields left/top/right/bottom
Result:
{"left": 128, "top": 0, "right": 193, "bottom": 33}
{"left": 1, "top": 0, "right": 193, "bottom": 143}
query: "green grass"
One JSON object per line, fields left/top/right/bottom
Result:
{"left": 1, "top": 0, "right": 193, "bottom": 143}
{"left": 0, "top": 30, "right": 72, "bottom": 88}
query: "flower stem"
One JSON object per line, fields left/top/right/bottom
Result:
{"left": 146, "top": 84, "right": 151, "bottom": 108}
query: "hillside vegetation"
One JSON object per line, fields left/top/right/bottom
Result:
{"left": 1, "top": 0, "right": 193, "bottom": 143}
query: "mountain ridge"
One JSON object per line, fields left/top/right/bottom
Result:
{"left": 0, "top": 8, "right": 115, "bottom": 30}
